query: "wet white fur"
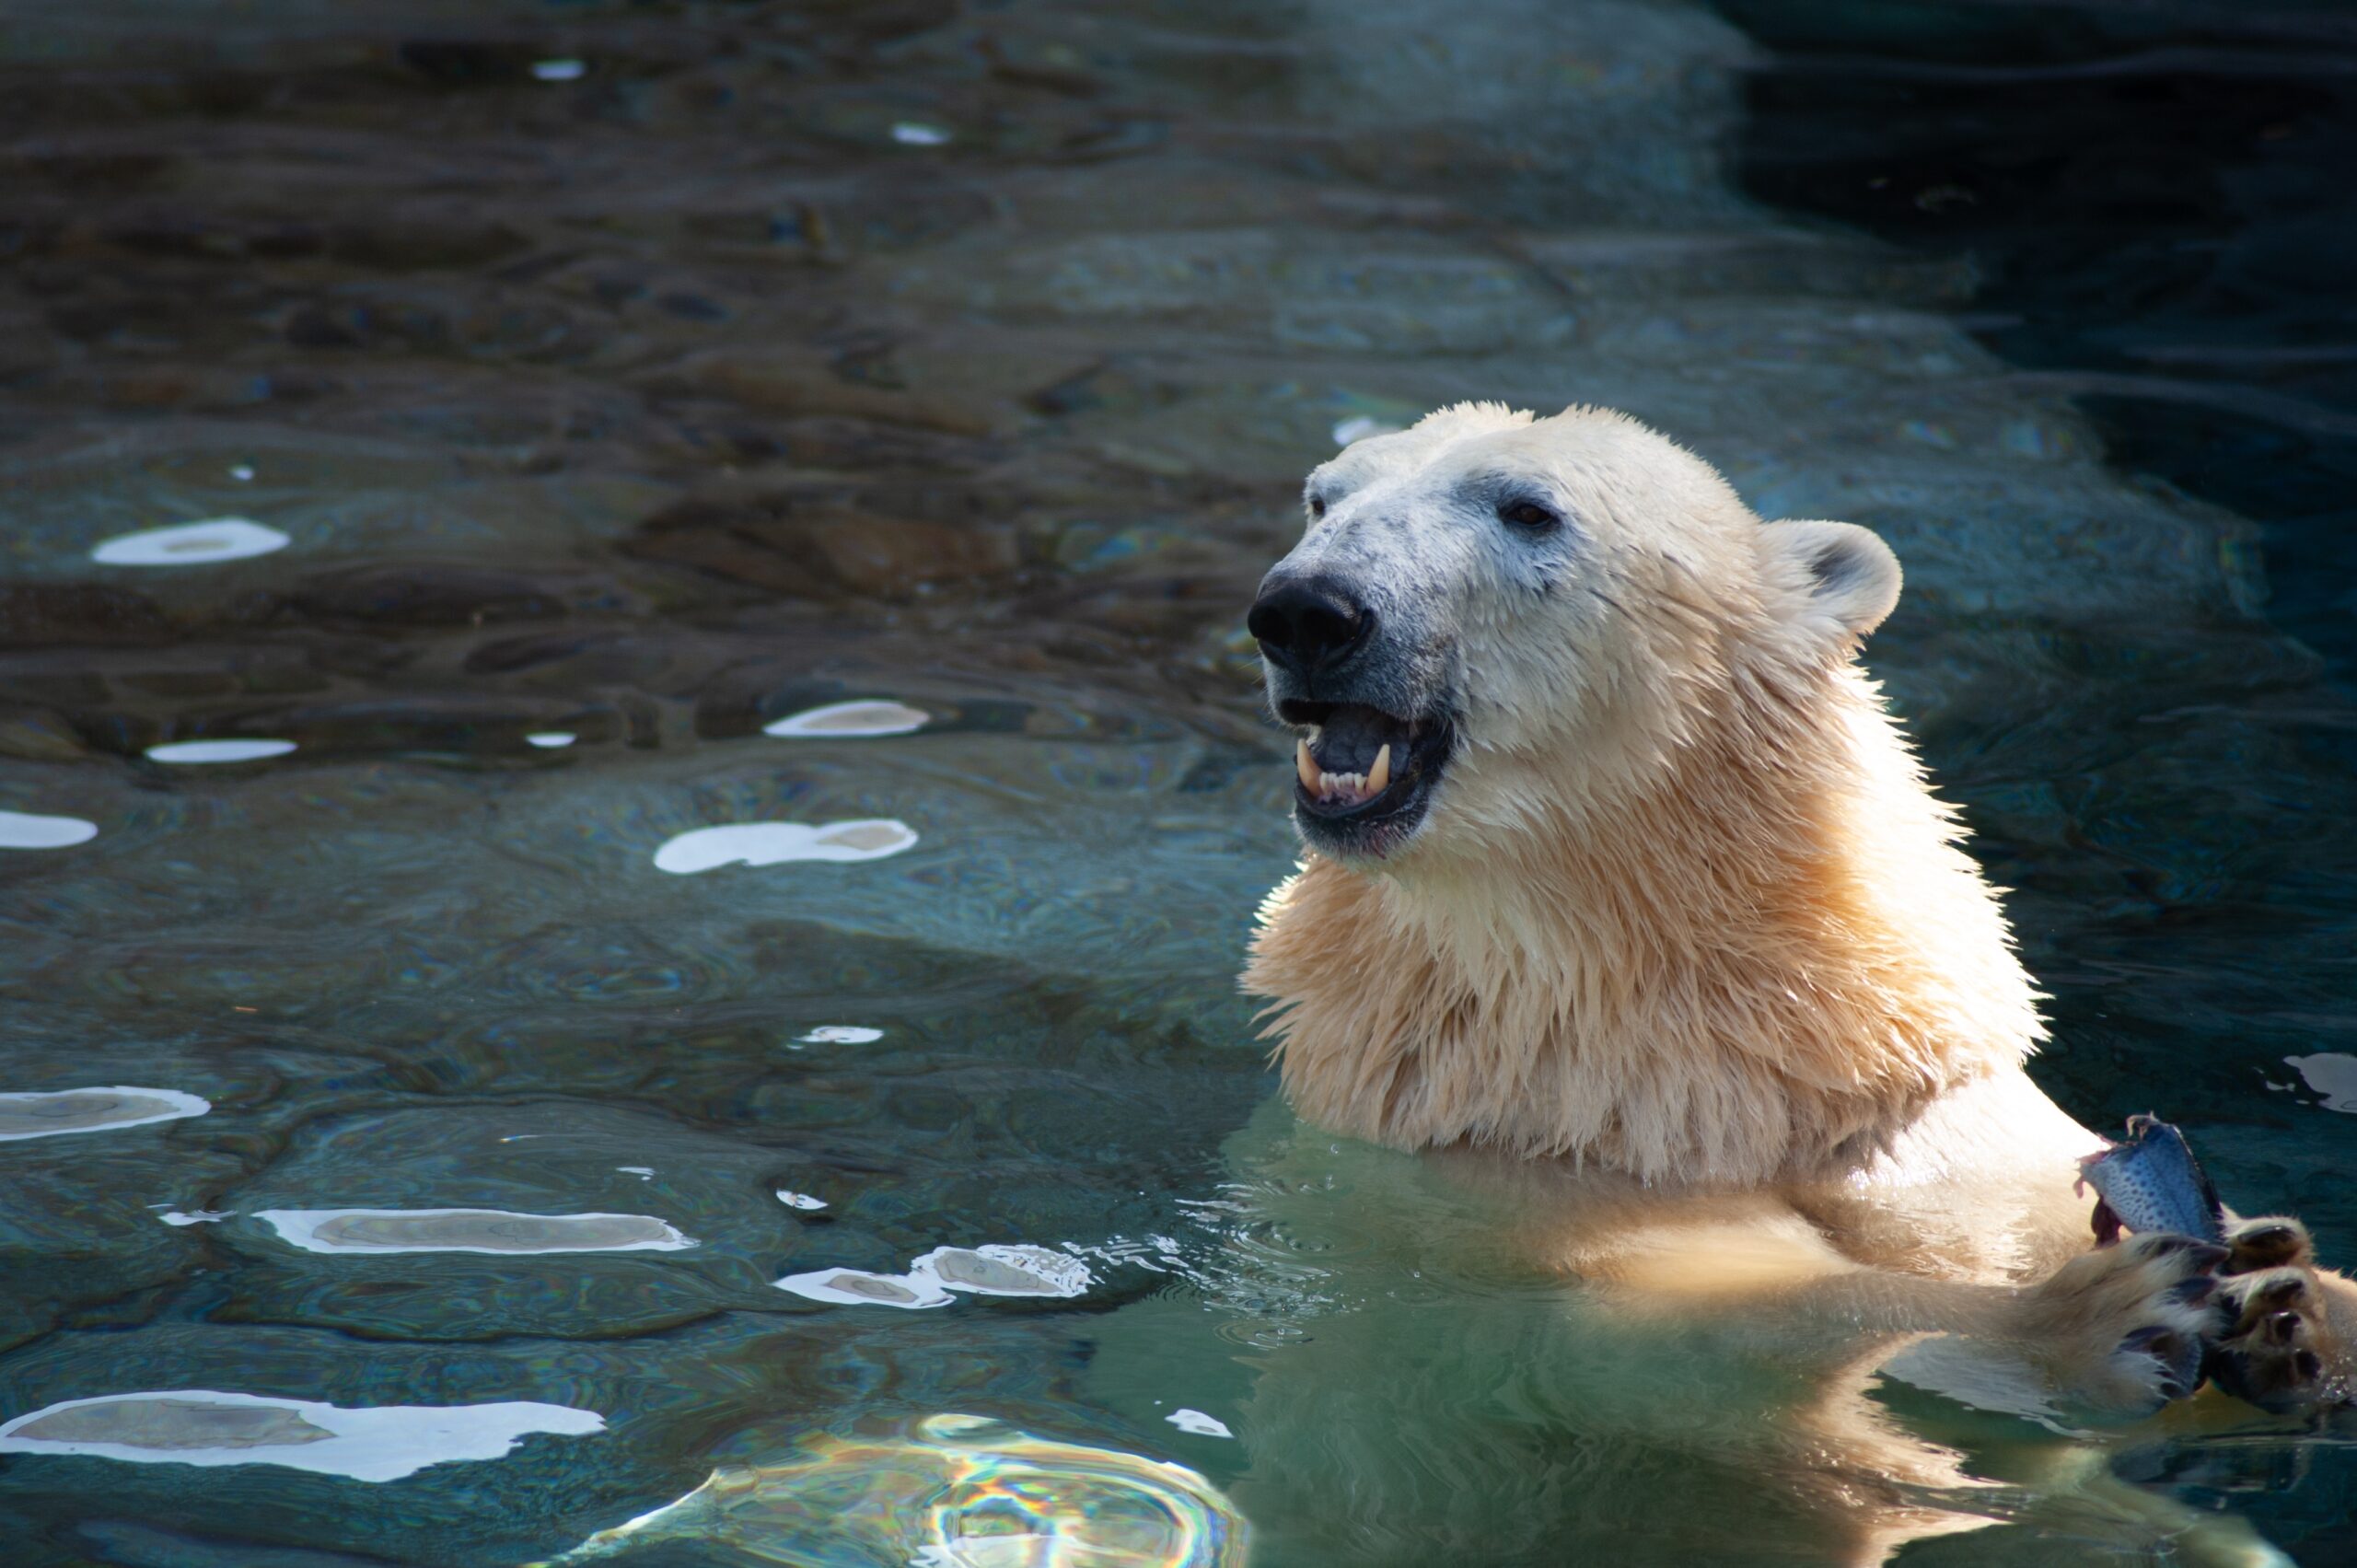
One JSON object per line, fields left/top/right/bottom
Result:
{"left": 1248, "top": 404, "right": 2044, "bottom": 1184}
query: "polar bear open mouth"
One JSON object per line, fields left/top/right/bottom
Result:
{"left": 1279, "top": 700, "right": 1454, "bottom": 854}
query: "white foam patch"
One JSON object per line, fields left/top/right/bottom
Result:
{"left": 2286, "top": 1053, "right": 2357, "bottom": 1113}
{"left": 532, "top": 58, "right": 586, "bottom": 81}
{"left": 774, "top": 1269, "right": 952, "bottom": 1310}
{"left": 762, "top": 700, "right": 929, "bottom": 738}
{"left": 525, "top": 732, "right": 577, "bottom": 749}
{"left": 91, "top": 519, "right": 288, "bottom": 566}
{"left": 653, "top": 819, "right": 916, "bottom": 875}
{"left": 257, "top": 1208, "right": 696, "bottom": 1256}
{"left": 0, "top": 1391, "right": 603, "bottom": 1481}
{"left": 1166, "top": 1409, "right": 1234, "bottom": 1439}
{"left": 0, "top": 810, "right": 98, "bottom": 850}
{"left": 797, "top": 1026, "right": 883, "bottom": 1045}
{"left": 890, "top": 122, "right": 951, "bottom": 146}
{"left": 776, "top": 1191, "right": 829, "bottom": 1211}
{"left": 0, "top": 1087, "right": 210, "bottom": 1142}
{"left": 158, "top": 1211, "right": 229, "bottom": 1226}
{"left": 145, "top": 739, "right": 296, "bottom": 764}
{"left": 777, "top": 1245, "right": 1092, "bottom": 1309}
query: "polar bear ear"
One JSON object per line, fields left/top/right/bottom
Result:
{"left": 1760, "top": 519, "right": 1901, "bottom": 640}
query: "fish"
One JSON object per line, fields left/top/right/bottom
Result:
{"left": 2077, "top": 1113, "right": 2224, "bottom": 1246}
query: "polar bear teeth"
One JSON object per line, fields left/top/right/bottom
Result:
{"left": 1295, "top": 739, "right": 1392, "bottom": 806}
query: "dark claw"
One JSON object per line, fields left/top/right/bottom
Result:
{"left": 2263, "top": 1312, "right": 2301, "bottom": 1346}
{"left": 2120, "top": 1326, "right": 2202, "bottom": 1394}
{"left": 2225, "top": 1224, "right": 2307, "bottom": 1274}
{"left": 2146, "top": 1236, "right": 2230, "bottom": 1270}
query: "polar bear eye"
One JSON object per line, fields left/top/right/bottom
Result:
{"left": 1498, "top": 500, "right": 1559, "bottom": 531}
{"left": 1307, "top": 495, "right": 1328, "bottom": 519}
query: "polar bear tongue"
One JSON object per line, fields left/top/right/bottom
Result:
{"left": 1297, "top": 737, "right": 1391, "bottom": 807}
{"left": 1307, "top": 703, "right": 1406, "bottom": 774}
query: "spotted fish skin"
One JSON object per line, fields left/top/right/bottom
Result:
{"left": 2079, "top": 1114, "right": 2224, "bottom": 1245}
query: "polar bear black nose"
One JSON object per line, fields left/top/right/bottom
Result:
{"left": 1248, "top": 575, "right": 1374, "bottom": 674}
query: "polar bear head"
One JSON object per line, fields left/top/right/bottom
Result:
{"left": 1248, "top": 403, "right": 1901, "bottom": 866}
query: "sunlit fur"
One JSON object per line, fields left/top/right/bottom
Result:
{"left": 1195, "top": 403, "right": 2356, "bottom": 1563}
{"left": 1247, "top": 404, "right": 2044, "bottom": 1184}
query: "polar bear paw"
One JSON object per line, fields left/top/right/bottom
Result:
{"left": 2205, "top": 1216, "right": 2345, "bottom": 1416}
{"left": 2017, "top": 1232, "right": 2227, "bottom": 1416}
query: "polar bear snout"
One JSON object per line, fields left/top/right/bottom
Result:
{"left": 1249, "top": 562, "right": 1460, "bottom": 861}
{"left": 1248, "top": 572, "right": 1376, "bottom": 678}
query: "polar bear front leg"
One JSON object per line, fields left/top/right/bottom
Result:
{"left": 2011, "top": 1233, "right": 2228, "bottom": 1415}
{"left": 2204, "top": 1215, "right": 2356, "bottom": 1415}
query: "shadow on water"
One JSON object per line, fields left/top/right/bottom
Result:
{"left": 0, "top": 0, "right": 2351, "bottom": 1563}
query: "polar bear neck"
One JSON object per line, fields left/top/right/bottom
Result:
{"left": 1244, "top": 655, "right": 2047, "bottom": 1188}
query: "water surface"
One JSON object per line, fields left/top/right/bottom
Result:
{"left": 3, "top": 0, "right": 2354, "bottom": 1563}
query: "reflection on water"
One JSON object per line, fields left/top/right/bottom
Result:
{"left": 795, "top": 1025, "right": 883, "bottom": 1044}
{"left": 0, "top": 1392, "right": 603, "bottom": 1482}
{"left": 915, "top": 1245, "right": 1094, "bottom": 1299}
{"left": 91, "top": 519, "right": 290, "bottom": 567}
{"left": 0, "top": 0, "right": 2352, "bottom": 1562}
{"left": 0, "top": 1087, "right": 209, "bottom": 1142}
{"left": 257, "top": 1208, "right": 696, "bottom": 1256}
{"left": 762, "top": 700, "right": 930, "bottom": 738}
{"left": 651, "top": 819, "right": 919, "bottom": 874}
{"left": 533, "top": 1412, "right": 1246, "bottom": 1568}
{"left": 0, "top": 809, "right": 99, "bottom": 850}
{"left": 145, "top": 739, "right": 299, "bottom": 765}
{"left": 777, "top": 1243, "right": 1093, "bottom": 1309}
{"left": 2284, "top": 1054, "right": 2357, "bottom": 1114}
{"left": 773, "top": 1267, "right": 952, "bottom": 1310}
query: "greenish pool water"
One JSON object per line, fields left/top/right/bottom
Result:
{"left": 3, "top": 1, "right": 2353, "bottom": 1563}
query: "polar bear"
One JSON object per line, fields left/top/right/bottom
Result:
{"left": 1227, "top": 403, "right": 2347, "bottom": 1556}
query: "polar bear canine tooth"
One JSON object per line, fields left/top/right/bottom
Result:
{"left": 1296, "top": 735, "right": 1399, "bottom": 808}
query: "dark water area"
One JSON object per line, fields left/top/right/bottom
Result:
{"left": 0, "top": 1, "right": 2353, "bottom": 1564}
{"left": 1718, "top": 8, "right": 2357, "bottom": 1556}
{"left": 1717, "top": 0, "right": 2357, "bottom": 1223}
{"left": 1719, "top": 0, "right": 2357, "bottom": 682}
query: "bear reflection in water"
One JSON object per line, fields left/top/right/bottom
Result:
{"left": 532, "top": 1413, "right": 1246, "bottom": 1568}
